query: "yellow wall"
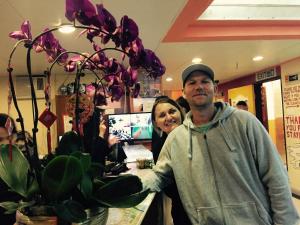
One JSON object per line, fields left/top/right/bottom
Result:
{"left": 0, "top": 72, "right": 120, "bottom": 156}
{"left": 0, "top": 76, "right": 56, "bottom": 156}
{"left": 228, "top": 84, "right": 256, "bottom": 114}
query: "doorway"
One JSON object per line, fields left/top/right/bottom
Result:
{"left": 261, "top": 79, "right": 286, "bottom": 164}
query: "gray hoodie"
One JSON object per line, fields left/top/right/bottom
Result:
{"left": 143, "top": 102, "right": 299, "bottom": 225}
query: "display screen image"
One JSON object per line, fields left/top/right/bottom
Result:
{"left": 108, "top": 114, "right": 131, "bottom": 140}
{"left": 130, "top": 113, "right": 153, "bottom": 140}
{"left": 108, "top": 113, "right": 153, "bottom": 141}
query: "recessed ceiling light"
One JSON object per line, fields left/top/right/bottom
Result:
{"left": 253, "top": 55, "right": 264, "bottom": 61}
{"left": 192, "top": 57, "right": 202, "bottom": 64}
{"left": 58, "top": 24, "right": 76, "bottom": 34}
{"left": 166, "top": 77, "right": 173, "bottom": 82}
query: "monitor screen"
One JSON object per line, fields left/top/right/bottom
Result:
{"left": 108, "top": 112, "right": 153, "bottom": 141}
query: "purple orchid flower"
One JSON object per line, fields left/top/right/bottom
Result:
{"left": 90, "top": 43, "right": 107, "bottom": 65}
{"left": 120, "top": 66, "right": 138, "bottom": 87}
{"left": 86, "top": 29, "right": 100, "bottom": 42}
{"left": 65, "top": 0, "right": 98, "bottom": 26}
{"left": 36, "top": 29, "right": 69, "bottom": 63}
{"left": 96, "top": 4, "right": 117, "bottom": 33}
{"left": 95, "top": 90, "right": 107, "bottom": 106}
{"left": 119, "top": 16, "right": 139, "bottom": 50}
{"left": 64, "top": 55, "right": 84, "bottom": 72}
{"left": 146, "top": 50, "right": 166, "bottom": 78}
{"left": 109, "top": 84, "right": 124, "bottom": 102}
{"left": 128, "top": 37, "right": 144, "bottom": 56}
{"left": 104, "top": 58, "right": 119, "bottom": 74}
{"left": 56, "top": 43, "right": 69, "bottom": 63}
{"left": 9, "top": 20, "right": 32, "bottom": 41}
{"left": 132, "top": 82, "right": 140, "bottom": 98}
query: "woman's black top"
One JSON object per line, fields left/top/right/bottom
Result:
{"left": 151, "top": 131, "right": 191, "bottom": 225}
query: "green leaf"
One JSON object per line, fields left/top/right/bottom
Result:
{"left": 54, "top": 200, "right": 87, "bottom": 223}
{"left": 89, "top": 162, "right": 104, "bottom": 178}
{"left": 56, "top": 131, "right": 82, "bottom": 155}
{"left": 0, "top": 201, "right": 19, "bottom": 214}
{"left": 96, "top": 175, "right": 143, "bottom": 198}
{"left": 99, "top": 189, "right": 150, "bottom": 208}
{"left": 0, "top": 145, "right": 30, "bottom": 197}
{"left": 79, "top": 173, "right": 93, "bottom": 199}
{"left": 94, "top": 175, "right": 146, "bottom": 207}
{"left": 42, "top": 155, "right": 83, "bottom": 201}
{"left": 71, "top": 152, "right": 91, "bottom": 172}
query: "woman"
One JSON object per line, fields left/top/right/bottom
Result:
{"left": 151, "top": 96, "right": 191, "bottom": 225}
{"left": 83, "top": 108, "right": 123, "bottom": 175}
{"left": 0, "top": 113, "right": 20, "bottom": 225}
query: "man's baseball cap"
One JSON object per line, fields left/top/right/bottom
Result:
{"left": 182, "top": 64, "right": 214, "bottom": 86}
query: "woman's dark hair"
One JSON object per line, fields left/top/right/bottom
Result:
{"left": 176, "top": 96, "right": 190, "bottom": 113}
{"left": 151, "top": 96, "right": 185, "bottom": 133}
{"left": 0, "top": 113, "right": 17, "bottom": 134}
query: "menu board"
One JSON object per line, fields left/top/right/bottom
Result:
{"left": 282, "top": 73, "right": 300, "bottom": 194}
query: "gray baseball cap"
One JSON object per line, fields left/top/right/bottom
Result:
{"left": 182, "top": 64, "right": 214, "bottom": 86}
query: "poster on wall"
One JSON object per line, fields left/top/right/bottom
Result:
{"left": 282, "top": 73, "right": 300, "bottom": 194}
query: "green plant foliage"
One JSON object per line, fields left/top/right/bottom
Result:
{"left": 71, "top": 151, "right": 91, "bottom": 172}
{"left": 41, "top": 155, "right": 83, "bottom": 201}
{"left": 54, "top": 200, "right": 87, "bottom": 223}
{"left": 0, "top": 145, "right": 30, "bottom": 198}
{"left": 99, "top": 189, "right": 150, "bottom": 208}
{"left": 0, "top": 201, "right": 19, "bottom": 214}
{"left": 56, "top": 131, "right": 82, "bottom": 155}
{"left": 94, "top": 175, "right": 147, "bottom": 207}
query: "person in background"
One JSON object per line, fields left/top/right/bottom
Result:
{"left": 176, "top": 96, "right": 190, "bottom": 113}
{"left": 151, "top": 96, "right": 191, "bottom": 225}
{"left": 143, "top": 64, "right": 299, "bottom": 225}
{"left": 83, "top": 108, "right": 120, "bottom": 174}
{"left": 236, "top": 100, "right": 248, "bottom": 111}
{"left": 0, "top": 113, "right": 20, "bottom": 225}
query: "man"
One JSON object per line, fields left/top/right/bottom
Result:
{"left": 236, "top": 100, "right": 249, "bottom": 111}
{"left": 143, "top": 64, "right": 299, "bottom": 225}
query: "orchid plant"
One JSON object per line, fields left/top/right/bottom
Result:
{"left": 0, "top": 0, "right": 165, "bottom": 223}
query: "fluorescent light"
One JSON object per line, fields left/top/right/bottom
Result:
{"left": 192, "top": 57, "right": 202, "bottom": 64}
{"left": 253, "top": 55, "right": 264, "bottom": 61}
{"left": 166, "top": 77, "right": 173, "bottom": 82}
{"left": 58, "top": 25, "right": 76, "bottom": 34}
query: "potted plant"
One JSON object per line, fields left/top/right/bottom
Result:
{"left": 0, "top": 0, "right": 165, "bottom": 224}
{"left": 0, "top": 131, "right": 149, "bottom": 224}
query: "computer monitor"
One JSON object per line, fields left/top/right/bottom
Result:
{"left": 108, "top": 112, "right": 153, "bottom": 141}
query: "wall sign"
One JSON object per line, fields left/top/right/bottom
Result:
{"left": 256, "top": 68, "right": 277, "bottom": 82}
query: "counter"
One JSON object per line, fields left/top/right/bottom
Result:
{"left": 106, "top": 193, "right": 155, "bottom": 225}
{"left": 106, "top": 161, "right": 158, "bottom": 225}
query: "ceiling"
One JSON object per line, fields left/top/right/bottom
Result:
{"left": 1, "top": 0, "right": 300, "bottom": 91}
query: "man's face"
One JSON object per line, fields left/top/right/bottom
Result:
{"left": 0, "top": 127, "right": 9, "bottom": 145}
{"left": 183, "top": 71, "right": 216, "bottom": 109}
{"left": 237, "top": 105, "right": 248, "bottom": 111}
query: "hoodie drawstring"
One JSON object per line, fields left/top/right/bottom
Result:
{"left": 218, "top": 121, "right": 237, "bottom": 151}
{"left": 188, "top": 123, "right": 193, "bottom": 160}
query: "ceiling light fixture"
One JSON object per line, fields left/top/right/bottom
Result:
{"left": 192, "top": 57, "right": 202, "bottom": 64}
{"left": 58, "top": 24, "right": 76, "bottom": 34}
{"left": 253, "top": 55, "right": 264, "bottom": 61}
{"left": 166, "top": 77, "right": 173, "bottom": 82}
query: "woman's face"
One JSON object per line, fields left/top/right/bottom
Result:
{"left": 0, "top": 127, "right": 9, "bottom": 145}
{"left": 154, "top": 102, "right": 182, "bottom": 134}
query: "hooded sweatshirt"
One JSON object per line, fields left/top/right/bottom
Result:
{"left": 143, "top": 102, "right": 299, "bottom": 225}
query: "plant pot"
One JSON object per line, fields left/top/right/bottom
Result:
{"left": 15, "top": 210, "right": 57, "bottom": 225}
{"left": 73, "top": 207, "right": 109, "bottom": 225}
{"left": 15, "top": 207, "right": 109, "bottom": 225}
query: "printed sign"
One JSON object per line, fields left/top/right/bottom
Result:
{"left": 256, "top": 68, "right": 277, "bottom": 82}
